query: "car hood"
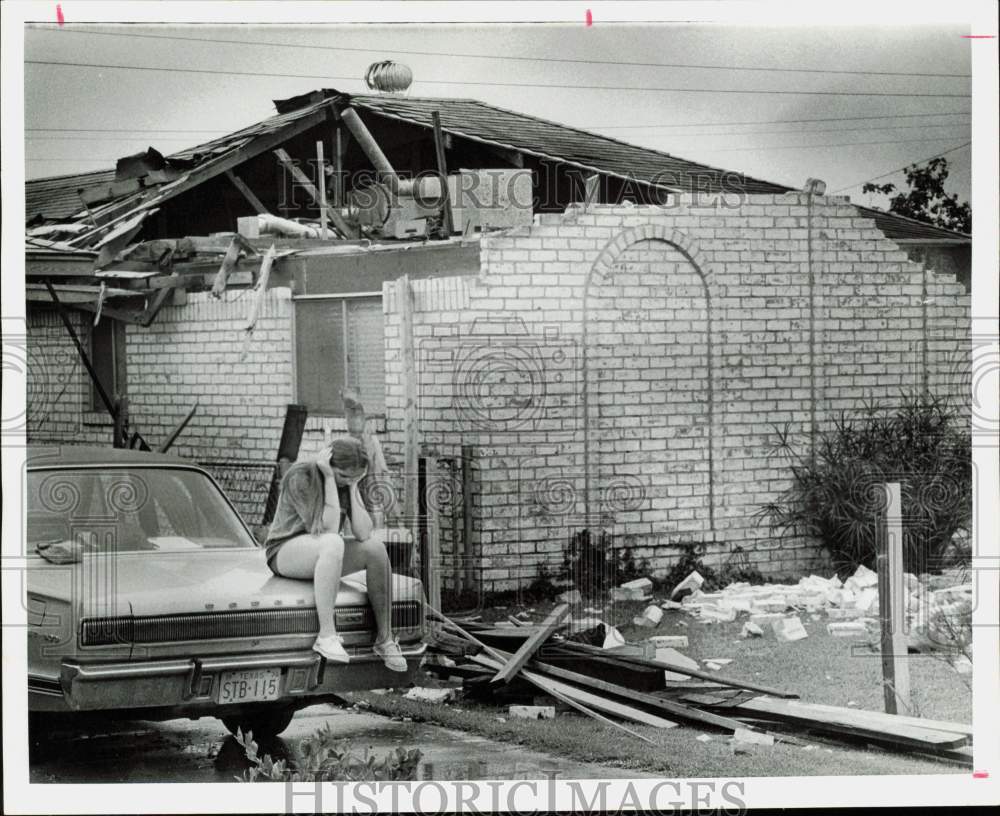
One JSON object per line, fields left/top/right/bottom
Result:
{"left": 29, "top": 547, "right": 420, "bottom": 618}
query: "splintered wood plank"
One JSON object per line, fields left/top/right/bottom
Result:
{"left": 526, "top": 659, "right": 769, "bottom": 735}
{"left": 559, "top": 641, "right": 799, "bottom": 699}
{"left": 730, "top": 697, "right": 968, "bottom": 750}
{"left": 472, "top": 654, "right": 676, "bottom": 730}
{"left": 761, "top": 701, "right": 973, "bottom": 739}
{"left": 490, "top": 604, "right": 569, "bottom": 685}
{"left": 225, "top": 169, "right": 269, "bottom": 214}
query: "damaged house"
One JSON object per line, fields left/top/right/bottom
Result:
{"left": 24, "top": 87, "right": 971, "bottom": 593}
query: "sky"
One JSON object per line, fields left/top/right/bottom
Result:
{"left": 21, "top": 16, "right": 975, "bottom": 208}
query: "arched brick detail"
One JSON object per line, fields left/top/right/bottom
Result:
{"left": 581, "top": 223, "right": 718, "bottom": 531}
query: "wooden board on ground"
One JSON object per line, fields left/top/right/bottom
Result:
{"left": 492, "top": 604, "right": 570, "bottom": 684}
{"left": 560, "top": 641, "right": 799, "bottom": 699}
{"left": 526, "top": 659, "right": 774, "bottom": 736}
{"left": 471, "top": 654, "right": 677, "bottom": 730}
{"left": 727, "top": 697, "right": 968, "bottom": 751}
{"left": 545, "top": 648, "right": 666, "bottom": 693}
{"left": 787, "top": 702, "right": 972, "bottom": 738}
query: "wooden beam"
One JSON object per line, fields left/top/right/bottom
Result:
{"left": 558, "top": 641, "right": 799, "bottom": 699}
{"left": 431, "top": 111, "right": 455, "bottom": 236}
{"left": 526, "top": 658, "right": 776, "bottom": 736}
{"left": 333, "top": 124, "right": 346, "bottom": 208}
{"left": 728, "top": 697, "right": 966, "bottom": 752}
{"left": 211, "top": 236, "right": 243, "bottom": 298}
{"left": 158, "top": 402, "right": 199, "bottom": 453}
{"left": 272, "top": 148, "right": 356, "bottom": 239}
{"left": 44, "top": 280, "right": 116, "bottom": 419}
{"left": 70, "top": 103, "right": 334, "bottom": 247}
{"left": 430, "top": 607, "right": 656, "bottom": 743}
{"left": 396, "top": 274, "right": 419, "bottom": 573}
{"left": 473, "top": 653, "right": 677, "bottom": 730}
{"left": 225, "top": 169, "right": 269, "bottom": 214}
{"left": 879, "top": 482, "right": 912, "bottom": 714}
{"left": 244, "top": 245, "right": 277, "bottom": 332}
{"left": 316, "top": 141, "right": 329, "bottom": 240}
{"left": 491, "top": 604, "right": 569, "bottom": 684}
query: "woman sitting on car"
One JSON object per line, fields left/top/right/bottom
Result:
{"left": 264, "top": 436, "right": 406, "bottom": 671}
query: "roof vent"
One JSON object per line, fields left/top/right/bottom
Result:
{"left": 364, "top": 61, "right": 413, "bottom": 94}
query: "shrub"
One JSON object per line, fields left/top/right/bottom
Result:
{"left": 560, "top": 529, "right": 650, "bottom": 598}
{"left": 756, "top": 391, "right": 971, "bottom": 576}
{"left": 235, "top": 724, "right": 422, "bottom": 782}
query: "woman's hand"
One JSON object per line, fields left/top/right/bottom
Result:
{"left": 315, "top": 447, "right": 334, "bottom": 478}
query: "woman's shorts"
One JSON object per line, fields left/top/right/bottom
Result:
{"left": 264, "top": 533, "right": 299, "bottom": 577}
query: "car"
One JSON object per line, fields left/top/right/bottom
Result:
{"left": 25, "top": 445, "right": 427, "bottom": 738}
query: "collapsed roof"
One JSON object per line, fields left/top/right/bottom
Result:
{"left": 26, "top": 88, "right": 970, "bottom": 249}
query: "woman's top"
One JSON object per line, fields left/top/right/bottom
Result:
{"left": 265, "top": 470, "right": 352, "bottom": 544}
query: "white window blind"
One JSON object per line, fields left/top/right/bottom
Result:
{"left": 295, "top": 296, "right": 385, "bottom": 415}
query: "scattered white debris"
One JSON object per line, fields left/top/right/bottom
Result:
{"left": 602, "top": 624, "right": 627, "bottom": 650}
{"left": 509, "top": 705, "right": 555, "bottom": 720}
{"left": 704, "top": 658, "right": 733, "bottom": 667}
{"left": 558, "top": 589, "right": 583, "bottom": 605}
{"left": 740, "top": 622, "right": 764, "bottom": 639}
{"left": 648, "top": 635, "right": 689, "bottom": 649}
{"left": 733, "top": 728, "right": 774, "bottom": 747}
{"left": 660, "top": 600, "right": 684, "bottom": 610}
{"left": 772, "top": 616, "right": 809, "bottom": 642}
{"left": 827, "top": 621, "right": 868, "bottom": 637}
{"left": 657, "top": 647, "right": 699, "bottom": 682}
{"left": 404, "top": 687, "right": 456, "bottom": 703}
{"left": 633, "top": 605, "right": 664, "bottom": 628}
{"left": 696, "top": 734, "right": 713, "bottom": 743}
{"left": 847, "top": 701, "right": 858, "bottom": 707}
{"left": 670, "top": 570, "right": 705, "bottom": 600}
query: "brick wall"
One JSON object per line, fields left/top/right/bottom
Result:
{"left": 382, "top": 193, "right": 972, "bottom": 592}
{"left": 27, "top": 288, "right": 295, "bottom": 523}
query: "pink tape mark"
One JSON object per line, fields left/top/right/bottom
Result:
{"left": 973, "top": 771, "right": 989, "bottom": 778}
{"left": 585, "top": 9, "right": 593, "bottom": 26}
{"left": 56, "top": 4, "right": 64, "bottom": 25}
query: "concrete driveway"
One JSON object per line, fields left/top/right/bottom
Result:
{"left": 30, "top": 703, "right": 653, "bottom": 782}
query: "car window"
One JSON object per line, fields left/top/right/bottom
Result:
{"left": 26, "top": 467, "right": 257, "bottom": 553}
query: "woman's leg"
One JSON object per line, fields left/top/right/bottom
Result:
{"left": 341, "top": 531, "right": 393, "bottom": 643}
{"left": 274, "top": 532, "right": 345, "bottom": 638}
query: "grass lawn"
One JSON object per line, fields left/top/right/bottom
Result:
{"left": 347, "top": 597, "right": 972, "bottom": 778}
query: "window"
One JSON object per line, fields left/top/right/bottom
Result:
{"left": 90, "top": 318, "right": 127, "bottom": 411}
{"left": 294, "top": 296, "right": 386, "bottom": 415}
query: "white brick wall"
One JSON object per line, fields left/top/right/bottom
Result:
{"left": 384, "top": 194, "right": 972, "bottom": 591}
{"left": 27, "top": 288, "right": 295, "bottom": 521}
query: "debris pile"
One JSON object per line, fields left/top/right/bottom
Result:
{"left": 422, "top": 600, "right": 972, "bottom": 765}
{"left": 669, "top": 565, "right": 972, "bottom": 654}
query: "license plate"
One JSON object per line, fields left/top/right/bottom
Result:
{"left": 218, "top": 668, "right": 282, "bottom": 704}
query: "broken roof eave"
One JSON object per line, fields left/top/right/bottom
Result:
{"left": 347, "top": 103, "right": 684, "bottom": 198}
{"left": 63, "top": 100, "right": 337, "bottom": 247}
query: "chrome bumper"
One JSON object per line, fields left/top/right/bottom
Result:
{"left": 58, "top": 642, "right": 427, "bottom": 712}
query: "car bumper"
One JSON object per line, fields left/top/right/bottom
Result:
{"left": 56, "top": 642, "right": 427, "bottom": 713}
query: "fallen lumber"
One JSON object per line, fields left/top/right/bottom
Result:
{"left": 473, "top": 653, "right": 678, "bottom": 730}
{"left": 559, "top": 641, "right": 799, "bottom": 699}
{"left": 779, "top": 701, "right": 972, "bottom": 739}
{"left": 491, "top": 604, "right": 569, "bottom": 685}
{"left": 542, "top": 649, "right": 666, "bottom": 693}
{"left": 524, "top": 658, "right": 782, "bottom": 738}
{"left": 723, "top": 697, "right": 968, "bottom": 752}
{"left": 432, "top": 610, "right": 657, "bottom": 743}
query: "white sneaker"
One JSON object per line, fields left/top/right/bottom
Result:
{"left": 313, "top": 633, "right": 350, "bottom": 663}
{"left": 373, "top": 637, "right": 408, "bottom": 672}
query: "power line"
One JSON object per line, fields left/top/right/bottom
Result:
{"left": 582, "top": 111, "right": 972, "bottom": 129}
{"left": 830, "top": 142, "right": 972, "bottom": 193}
{"left": 23, "top": 121, "right": 971, "bottom": 144}
{"left": 25, "top": 59, "right": 973, "bottom": 98}
{"left": 24, "top": 111, "right": 972, "bottom": 136}
{"left": 26, "top": 24, "right": 973, "bottom": 79}
{"left": 696, "top": 136, "right": 973, "bottom": 153}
